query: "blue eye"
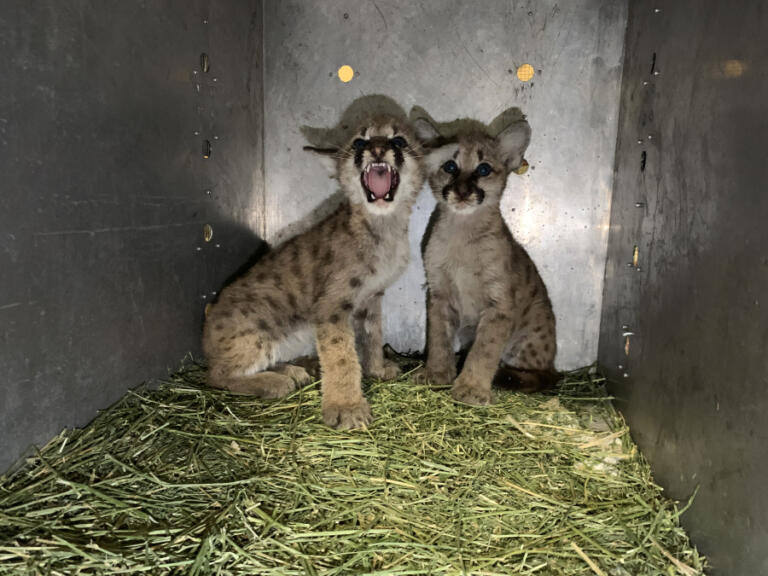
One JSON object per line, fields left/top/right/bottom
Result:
{"left": 390, "top": 136, "right": 408, "bottom": 148}
{"left": 442, "top": 160, "right": 459, "bottom": 175}
{"left": 475, "top": 163, "right": 492, "bottom": 177}
{"left": 352, "top": 138, "right": 368, "bottom": 150}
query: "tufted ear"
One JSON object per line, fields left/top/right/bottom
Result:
{"left": 302, "top": 145, "right": 340, "bottom": 176}
{"left": 496, "top": 119, "right": 531, "bottom": 172}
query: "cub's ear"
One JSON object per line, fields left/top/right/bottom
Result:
{"left": 303, "top": 145, "right": 340, "bottom": 176}
{"left": 412, "top": 117, "right": 441, "bottom": 146}
{"left": 497, "top": 119, "right": 531, "bottom": 172}
{"left": 409, "top": 106, "right": 443, "bottom": 148}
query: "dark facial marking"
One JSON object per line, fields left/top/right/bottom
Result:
{"left": 328, "top": 314, "right": 340, "bottom": 324}
{"left": 341, "top": 301, "right": 353, "bottom": 311}
{"left": 349, "top": 277, "right": 362, "bottom": 288}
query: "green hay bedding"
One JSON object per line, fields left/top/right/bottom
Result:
{"left": 0, "top": 363, "right": 705, "bottom": 575}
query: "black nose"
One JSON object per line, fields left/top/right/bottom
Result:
{"left": 455, "top": 181, "right": 472, "bottom": 199}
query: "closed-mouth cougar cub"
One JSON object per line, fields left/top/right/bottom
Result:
{"left": 203, "top": 114, "right": 425, "bottom": 428}
{"left": 413, "top": 111, "right": 557, "bottom": 405}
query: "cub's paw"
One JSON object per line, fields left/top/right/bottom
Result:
{"left": 322, "top": 398, "right": 372, "bottom": 430}
{"left": 276, "top": 363, "right": 313, "bottom": 387}
{"left": 451, "top": 376, "right": 493, "bottom": 406}
{"left": 413, "top": 365, "right": 456, "bottom": 388}
{"left": 228, "top": 372, "right": 296, "bottom": 399}
{"left": 367, "top": 359, "right": 402, "bottom": 381}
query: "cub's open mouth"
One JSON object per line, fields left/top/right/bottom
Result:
{"left": 361, "top": 162, "right": 400, "bottom": 203}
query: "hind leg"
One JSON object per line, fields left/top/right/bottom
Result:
{"left": 203, "top": 318, "right": 305, "bottom": 398}
{"left": 500, "top": 309, "right": 558, "bottom": 392}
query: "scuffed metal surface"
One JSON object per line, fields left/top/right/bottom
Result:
{"left": 0, "top": 1, "right": 265, "bottom": 472}
{"left": 263, "top": 0, "right": 628, "bottom": 368}
{"left": 598, "top": 2, "right": 768, "bottom": 573}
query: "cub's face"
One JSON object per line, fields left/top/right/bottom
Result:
{"left": 336, "top": 117, "right": 424, "bottom": 216}
{"left": 426, "top": 135, "right": 508, "bottom": 214}
{"left": 416, "top": 118, "right": 531, "bottom": 215}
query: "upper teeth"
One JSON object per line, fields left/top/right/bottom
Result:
{"left": 365, "top": 162, "right": 392, "bottom": 173}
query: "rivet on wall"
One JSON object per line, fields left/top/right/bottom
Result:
{"left": 517, "top": 64, "right": 535, "bottom": 82}
{"left": 337, "top": 65, "right": 354, "bottom": 83}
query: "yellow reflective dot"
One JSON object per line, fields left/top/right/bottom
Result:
{"left": 337, "top": 65, "right": 354, "bottom": 83}
{"left": 517, "top": 64, "right": 535, "bottom": 82}
{"left": 723, "top": 59, "right": 745, "bottom": 78}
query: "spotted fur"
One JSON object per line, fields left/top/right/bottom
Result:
{"left": 413, "top": 112, "right": 557, "bottom": 404}
{"left": 203, "top": 115, "right": 424, "bottom": 428}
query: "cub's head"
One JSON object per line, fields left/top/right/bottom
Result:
{"left": 413, "top": 115, "right": 531, "bottom": 215}
{"left": 306, "top": 115, "right": 424, "bottom": 216}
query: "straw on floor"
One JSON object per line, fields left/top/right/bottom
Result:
{"left": 0, "top": 362, "right": 705, "bottom": 575}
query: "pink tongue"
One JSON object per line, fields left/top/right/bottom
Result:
{"left": 368, "top": 168, "right": 392, "bottom": 198}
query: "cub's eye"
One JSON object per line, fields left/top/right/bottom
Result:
{"left": 475, "top": 163, "right": 493, "bottom": 177}
{"left": 352, "top": 138, "right": 368, "bottom": 150}
{"left": 442, "top": 160, "right": 459, "bottom": 175}
{"left": 390, "top": 136, "right": 408, "bottom": 148}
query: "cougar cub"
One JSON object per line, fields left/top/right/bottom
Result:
{"left": 413, "top": 113, "right": 557, "bottom": 404}
{"left": 203, "top": 115, "right": 424, "bottom": 428}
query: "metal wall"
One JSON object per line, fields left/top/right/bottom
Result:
{"left": 598, "top": 2, "right": 768, "bottom": 574}
{"left": 0, "top": 1, "right": 264, "bottom": 472}
{"left": 262, "top": 0, "right": 628, "bottom": 368}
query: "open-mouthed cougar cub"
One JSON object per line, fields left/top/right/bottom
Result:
{"left": 413, "top": 113, "right": 557, "bottom": 404}
{"left": 203, "top": 115, "right": 424, "bottom": 428}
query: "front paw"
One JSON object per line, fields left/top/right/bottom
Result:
{"left": 413, "top": 364, "right": 456, "bottom": 388}
{"left": 367, "top": 358, "right": 401, "bottom": 381}
{"left": 322, "top": 398, "right": 372, "bottom": 430}
{"left": 451, "top": 376, "right": 493, "bottom": 406}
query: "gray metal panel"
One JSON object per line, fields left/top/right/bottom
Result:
{"left": 598, "top": 2, "right": 768, "bottom": 573}
{"left": 0, "top": 1, "right": 265, "bottom": 472}
{"left": 263, "top": 0, "right": 628, "bottom": 368}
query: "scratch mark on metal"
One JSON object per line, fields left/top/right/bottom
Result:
{"left": 0, "top": 302, "right": 22, "bottom": 311}
{"left": 370, "top": 0, "right": 388, "bottom": 30}
{"left": 34, "top": 222, "right": 201, "bottom": 237}
{"left": 456, "top": 31, "right": 500, "bottom": 88}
